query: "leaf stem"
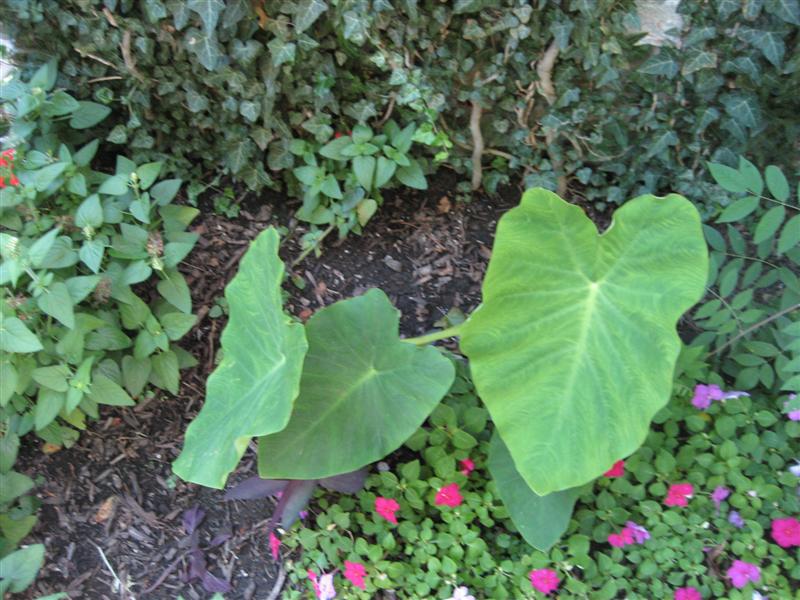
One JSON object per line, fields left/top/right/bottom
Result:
{"left": 706, "top": 302, "right": 800, "bottom": 358}
{"left": 291, "top": 223, "right": 335, "bottom": 268}
{"left": 402, "top": 324, "right": 463, "bottom": 345}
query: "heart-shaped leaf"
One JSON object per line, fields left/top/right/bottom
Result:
{"left": 173, "top": 229, "right": 308, "bottom": 488}
{"left": 258, "top": 289, "right": 455, "bottom": 480}
{"left": 460, "top": 189, "right": 707, "bottom": 495}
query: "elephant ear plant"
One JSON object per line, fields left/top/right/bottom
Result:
{"left": 174, "top": 188, "right": 708, "bottom": 549}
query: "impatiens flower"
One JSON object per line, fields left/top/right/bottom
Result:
{"left": 711, "top": 486, "right": 730, "bottom": 512}
{"left": 674, "top": 587, "right": 702, "bottom": 600}
{"left": 343, "top": 561, "right": 366, "bottom": 590}
{"left": 727, "top": 560, "right": 760, "bottom": 589}
{"left": 665, "top": 483, "right": 694, "bottom": 507}
{"left": 728, "top": 511, "right": 745, "bottom": 528}
{"left": 435, "top": 483, "right": 463, "bottom": 507}
{"left": 789, "top": 461, "right": 800, "bottom": 477}
{"left": 785, "top": 394, "right": 800, "bottom": 421}
{"left": 375, "top": 497, "right": 400, "bottom": 524}
{"left": 459, "top": 458, "right": 475, "bottom": 476}
{"left": 771, "top": 517, "right": 800, "bottom": 548}
{"left": 529, "top": 568, "right": 559, "bottom": 595}
{"left": 691, "top": 383, "right": 749, "bottom": 410}
{"left": 269, "top": 531, "right": 280, "bottom": 560}
{"left": 624, "top": 521, "right": 650, "bottom": 544}
{"left": 308, "top": 570, "right": 337, "bottom": 600}
{"left": 444, "top": 586, "right": 476, "bottom": 600}
{"left": 603, "top": 459, "right": 625, "bottom": 478}
{"left": 608, "top": 532, "right": 626, "bottom": 548}
{"left": 0, "top": 177, "right": 5, "bottom": 189}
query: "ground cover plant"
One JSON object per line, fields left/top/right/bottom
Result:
{"left": 0, "top": 60, "right": 198, "bottom": 585}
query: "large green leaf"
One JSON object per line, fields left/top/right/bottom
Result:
{"left": 258, "top": 289, "right": 455, "bottom": 480}
{"left": 460, "top": 189, "right": 707, "bottom": 495}
{"left": 488, "top": 433, "right": 584, "bottom": 550}
{"left": 173, "top": 229, "right": 308, "bottom": 488}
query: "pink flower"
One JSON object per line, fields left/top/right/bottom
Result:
{"left": 343, "top": 561, "right": 366, "bottom": 590}
{"left": 727, "top": 560, "right": 760, "bottom": 589}
{"left": 711, "top": 486, "right": 730, "bottom": 512}
{"left": 665, "top": 483, "right": 694, "bottom": 507}
{"left": 691, "top": 383, "right": 749, "bottom": 410}
{"left": 529, "top": 568, "right": 559, "bottom": 595}
{"left": 375, "top": 497, "right": 400, "bottom": 524}
{"left": 269, "top": 531, "right": 280, "bottom": 561}
{"left": 608, "top": 533, "right": 626, "bottom": 548}
{"left": 308, "top": 570, "right": 337, "bottom": 600}
{"left": 771, "top": 517, "right": 800, "bottom": 548}
{"left": 624, "top": 521, "right": 650, "bottom": 544}
{"left": 459, "top": 458, "right": 475, "bottom": 476}
{"left": 674, "top": 587, "right": 702, "bottom": 600}
{"left": 435, "top": 483, "right": 463, "bottom": 507}
{"left": 603, "top": 460, "right": 625, "bottom": 478}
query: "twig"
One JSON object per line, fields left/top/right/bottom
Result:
{"left": 291, "top": 223, "right": 335, "bottom": 267}
{"left": 536, "top": 40, "right": 559, "bottom": 105}
{"left": 121, "top": 31, "right": 145, "bottom": 82}
{"left": 706, "top": 303, "right": 799, "bottom": 358}
{"left": 376, "top": 93, "right": 396, "bottom": 127}
{"left": 142, "top": 554, "right": 183, "bottom": 595}
{"left": 265, "top": 565, "right": 287, "bottom": 600}
{"left": 88, "top": 76, "right": 124, "bottom": 84}
{"left": 75, "top": 49, "right": 118, "bottom": 70}
{"left": 469, "top": 100, "right": 484, "bottom": 191}
{"left": 93, "top": 542, "right": 136, "bottom": 600}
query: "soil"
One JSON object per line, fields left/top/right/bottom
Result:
{"left": 16, "top": 172, "right": 559, "bottom": 600}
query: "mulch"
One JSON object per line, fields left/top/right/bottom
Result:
{"left": 16, "top": 173, "right": 536, "bottom": 599}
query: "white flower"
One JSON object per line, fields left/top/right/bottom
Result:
{"left": 317, "top": 573, "right": 336, "bottom": 600}
{"left": 444, "top": 586, "right": 475, "bottom": 600}
{"left": 789, "top": 461, "right": 800, "bottom": 477}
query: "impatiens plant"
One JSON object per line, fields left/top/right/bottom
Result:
{"left": 174, "top": 188, "right": 708, "bottom": 549}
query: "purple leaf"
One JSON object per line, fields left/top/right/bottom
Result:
{"left": 188, "top": 549, "right": 207, "bottom": 581}
{"left": 319, "top": 468, "right": 369, "bottom": 493}
{"left": 182, "top": 505, "right": 206, "bottom": 535}
{"left": 201, "top": 571, "right": 232, "bottom": 593}
{"left": 224, "top": 477, "right": 289, "bottom": 501}
{"left": 266, "top": 480, "right": 318, "bottom": 531}
{"left": 208, "top": 531, "right": 232, "bottom": 548}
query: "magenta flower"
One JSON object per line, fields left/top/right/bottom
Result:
{"left": 771, "top": 517, "right": 800, "bottom": 548}
{"left": 435, "top": 483, "right": 463, "bottom": 507}
{"left": 529, "top": 569, "right": 559, "bottom": 595}
{"left": 785, "top": 394, "right": 800, "bottom": 420}
{"left": 674, "top": 587, "right": 702, "bottom": 600}
{"left": 608, "top": 532, "right": 626, "bottom": 548}
{"left": 691, "top": 383, "right": 749, "bottom": 410}
{"left": 608, "top": 522, "right": 648, "bottom": 548}
{"left": 728, "top": 510, "right": 744, "bottom": 528}
{"left": 375, "top": 497, "right": 400, "bottom": 524}
{"left": 665, "top": 483, "right": 694, "bottom": 507}
{"left": 711, "top": 486, "right": 730, "bottom": 512}
{"left": 269, "top": 531, "right": 280, "bottom": 561}
{"left": 459, "top": 458, "right": 475, "bottom": 476}
{"left": 603, "top": 459, "right": 625, "bottom": 478}
{"left": 343, "top": 561, "right": 367, "bottom": 590}
{"left": 727, "top": 560, "right": 760, "bottom": 589}
{"left": 625, "top": 521, "right": 650, "bottom": 544}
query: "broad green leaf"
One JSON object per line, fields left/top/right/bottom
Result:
{"left": 137, "top": 161, "right": 163, "bottom": 190}
{"left": 293, "top": 0, "right": 327, "bottom": 33}
{"left": 374, "top": 157, "right": 396, "bottom": 188}
{"left": 753, "top": 205, "right": 785, "bottom": 244}
{"left": 30, "top": 59, "right": 58, "bottom": 91}
{"left": 37, "top": 282, "right": 75, "bottom": 329}
{"left": 268, "top": 39, "right": 296, "bottom": 67}
{"left": 738, "top": 157, "right": 763, "bottom": 195}
{"left": 173, "top": 229, "right": 308, "bottom": 488}
{"left": 707, "top": 162, "right": 747, "bottom": 192}
{"left": 0, "top": 544, "right": 44, "bottom": 594}
{"left": 151, "top": 350, "right": 180, "bottom": 394}
{"left": 319, "top": 137, "right": 352, "bottom": 160}
{"left": 778, "top": 214, "right": 800, "bottom": 254}
{"left": 69, "top": 101, "right": 111, "bottom": 129}
{"left": 460, "top": 189, "right": 708, "bottom": 495}
{"left": 35, "top": 388, "right": 65, "bottom": 430}
{"left": 98, "top": 174, "right": 129, "bottom": 196}
{"left": 488, "top": 433, "right": 583, "bottom": 550}
{"left": 79, "top": 239, "right": 105, "bottom": 273}
{"left": 765, "top": 165, "right": 790, "bottom": 201}
{"left": 0, "top": 471, "right": 34, "bottom": 504}
{"left": 717, "top": 196, "right": 759, "bottom": 223}
{"left": 122, "top": 356, "right": 151, "bottom": 397}
{"left": 768, "top": 0, "right": 800, "bottom": 24}
{"left": 0, "top": 316, "right": 43, "bottom": 353}
{"left": 0, "top": 362, "right": 16, "bottom": 406}
{"left": 32, "top": 365, "right": 70, "bottom": 392}
{"left": 396, "top": 160, "right": 427, "bottom": 190}
{"left": 28, "top": 228, "right": 61, "bottom": 267}
{"left": 638, "top": 55, "right": 679, "bottom": 78}
{"left": 44, "top": 90, "right": 80, "bottom": 116}
{"left": 187, "top": 0, "right": 224, "bottom": 32}
{"left": 258, "top": 289, "right": 455, "bottom": 480}
{"left": 161, "top": 313, "right": 197, "bottom": 340}
{"left": 353, "top": 155, "right": 376, "bottom": 190}
{"left": 157, "top": 270, "right": 192, "bottom": 313}
{"left": 87, "top": 374, "right": 135, "bottom": 406}
{"left": 150, "top": 178, "right": 182, "bottom": 205}
{"left": 35, "top": 163, "right": 68, "bottom": 191}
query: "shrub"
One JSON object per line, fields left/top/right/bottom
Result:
{"left": 3, "top": 1, "right": 797, "bottom": 220}
{"left": 0, "top": 60, "right": 198, "bottom": 562}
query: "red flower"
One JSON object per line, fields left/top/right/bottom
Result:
{"left": 9, "top": 175, "right": 19, "bottom": 187}
{"left": 334, "top": 132, "right": 343, "bottom": 139}
{"left": 343, "top": 560, "right": 367, "bottom": 590}
{"left": 603, "top": 460, "right": 625, "bottom": 478}
{"left": 0, "top": 177, "right": 5, "bottom": 189}
{"left": 772, "top": 517, "right": 800, "bottom": 548}
{"left": 375, "top": 497, "right": 400, "bottom": 524}
{"left": 435, "top": 483, "right": 463, "bottom": 507}
{"left": 665, "top": 483, "right": 694, "bottom": 507}
{"left": 1, "top": 148, "right": 15, "bottom": 159}
{"left": 269, "top": 531, "right": 280, "bottom": 560}
{"left": 459, "top": 458, "right": 475, "bottom": 476}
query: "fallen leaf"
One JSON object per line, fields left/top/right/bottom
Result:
{"left": 94, "top": 496, "right": 117, "bottom": 523}
{"left": 42, "top": 443, "right": 62, "bottom": 454}
{"left": 437, "top": 196, "right": 452, "bottom": 213}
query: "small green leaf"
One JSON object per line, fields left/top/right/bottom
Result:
{"left": 375, "top": 157, "right": 397, "bottom": 188}
{"left": 35, "top": 387, "right": 65, "bottom": 430}
{"left": 187, "top": 0, "right": 225, "bottom": 32}
{"left": 88, "top": 374, "right": 135, "bottom": 406}
{"left": 32, "top": 365, "right": 70, "bottom": 392}
{"left": 122, "top": 356, "right": 151, "bottom": 397}
{"left": 753, "top": 205, "right": 785, "bottom": 244}
{"left": 37, "top": 282, "right": 75, "bottom": 329}
{"left": 160, "top": 313, "right": 197, "bottom": 340}
{"left": 150, "top": 178, "right": 182, "bottom": 205}
{"left": 30, "top": 59, "right": 58, "bottom": 90}
{"left": 396, "top": 160, "right": 427, "bottom": 190}
{"left": 0, "top": 544, "right": 44, "bottom": 594}
{"left": 357, "top": 199, "right": 378, "bottom": 226}
{"left": 99, "top": 173, "right": 130, "bottom": 196}
{"left": 69, "top": 101, "right": 112, "bottom": 129}
{"left": 717, "top": 196, "right": 759, "bottom": 223}
{"left": 777, "top": 214, "right": 800, "bottom": 254}
{"left": 75, "top": 194, "right": 104, "bottom": 228}
{"left": 738, "top": 156, "right": 763, "bottom": 195}
{"left": 151, "top": 350, "right": 180, "bottom": 394}
{"left": 0, "top": 316, "right": 43, "bottom": 353}
{"left": 28, "top": 228, "right": 61, "bottom": 267}
{"left": 137, "top": 162, "right": 163, "bottom": 190}
{"left": 707, "top": 162, "right": 748, "bottom": 192}
{"left": 293, "top": 0, "right": 327, "bottom": 33}
{"left": 34, "top": 163, "right": 68, "bottom": 191}
{"left": 157, "top": 270, "right": 192, "bottom": 313}
{"left": 353, "top": 155, "right": 376, "bottom": 190}
{"left": 268, "top": 39, "right": 296, "bottom": 67}
{"left": 79, "top": 239, "right": 105, "bottom": 273}
{"left": 765, "top": 165, "right": 790, "bottom": 201}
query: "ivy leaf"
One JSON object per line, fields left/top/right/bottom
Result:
{"left": 225, "top": 139, "right": 254, "bottom": 174}
{"left": 758, "top": 31, "right": 785, "bottom": 66}
{"left": 721, "top": 93, "right": 761, "bottom": 129}
{"left": 767, "top": 0, "right": 800, "bottom": 24}
{"left": 186, "top": 29, "right": 222, "bottom": 70}
{"left": 681, "top": 50, "right": 717, "bottom": 76}
{"left": 638, "top": 54, "right": 679, "bottom": 78}
{"left": 187, "top": 0, "right": 224, "bottom": 33}
{"left": 293, "top": 0, "right": 327, "bottom": 34}
{"left": 267, "top": 39, "right": 296, "bottom": 67}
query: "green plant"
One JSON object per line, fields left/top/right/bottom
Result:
{"left": 0, "top": 60, "right": 199, "bottom": 566}
{"left": 691, "top": 157, "right": 799, "bottom": 394}
{"left": 174, "top": 187, "right": 708, "bottom": 550}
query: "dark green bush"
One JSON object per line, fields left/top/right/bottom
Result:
{"left": 3, "top": 0, "right": 798, "bottom": 217}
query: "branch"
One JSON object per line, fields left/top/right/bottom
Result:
{"left": 469, "top": 100, "right": 484, "bottom": 191}
{"left": 706, "top": 303, "right": 799, "bottom": 358}
{"left": 536, "top": 40, "right": 559, "bottom": 105}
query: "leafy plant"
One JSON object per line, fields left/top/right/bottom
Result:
{"left": 691, "top": 157, "right": 799, "bottom": 394}
{"left": 0, "top": 60, "right": 199, "bottom": 568}
{"left": 175, "top": 187, "right": 708, "bottom": 549}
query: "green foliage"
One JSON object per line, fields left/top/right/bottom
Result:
{"left": 0, "top": 62, "right": 198, "bottom": 567}
{"left": 277, "top": 368, "right": 799, "bottom": 599}
{"left": 692, "top": 158, "right": 799, "bottom": 394}
{"left": 460, "top": 189, "right": 708, "bottom": 495}
{"left": 3, "top": 0, "right": 796, "bottom": 218}
{"left": 175, "top": 189, "right": 707, "bottom": 551}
